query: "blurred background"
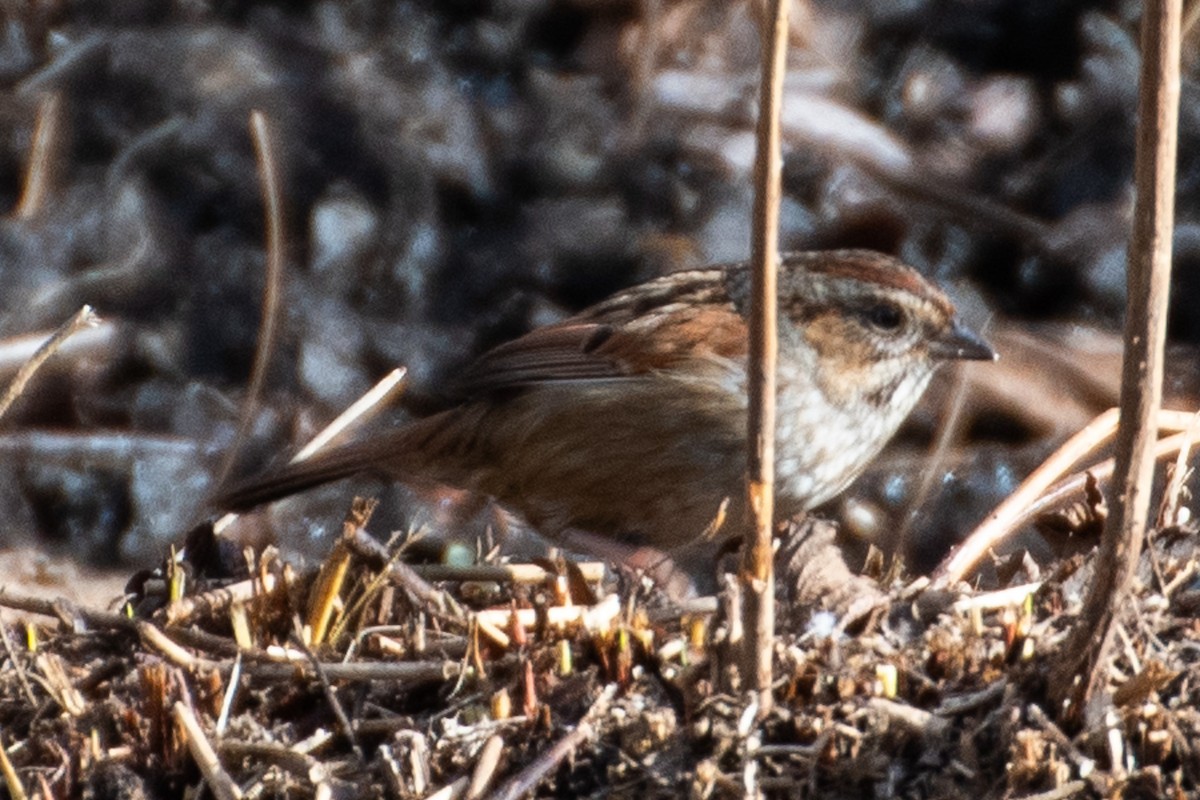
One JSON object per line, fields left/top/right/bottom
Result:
{"left": 0, "top": 0, "right": 1197, "bottom": 600}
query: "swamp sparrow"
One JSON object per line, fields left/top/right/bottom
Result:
{"left": 220, "top": 250, "right": 994, "bottom": 552}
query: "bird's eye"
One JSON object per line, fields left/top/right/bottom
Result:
{"left": 864, "top": 302, "right": 904, "bottom": 332}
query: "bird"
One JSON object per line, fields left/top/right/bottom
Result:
{"left": 219, "top": 249, "right": 994, "bottom": 560}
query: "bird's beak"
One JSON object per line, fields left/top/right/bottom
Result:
{"left": 929, "top": 318, "right": 996, "bottom": 361}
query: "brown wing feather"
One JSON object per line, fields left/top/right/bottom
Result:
{"left": 456, "top": 323, "right": 627, "bottom": 394}
{"left": 593, "top": 304, "right": 747, "bottom": 368}
{"left": 458, "top": 301, "right": 747, "bottom": 396}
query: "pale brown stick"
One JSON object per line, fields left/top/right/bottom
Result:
{"left": 0, "top": 728, "right": 28, "bottom": 800}
{"left": 1157, "top": 410, "right": 1200, "bottom": 526}
{"left": 0, "top": 305, "right": 98, "bottom": 424}
{"left": 0, "top": 320, "right": 116, "bottom": 378}
{"left": 161, "top": 570, "right": 286, "bottom": 628}
{"left": 741, "top": 0, "right": 790, "bottom": 716}
{"left": 214, "top": 110, "right": 286, "bottom": 488}
{"left": 410, "top": 561, "right": 605, "bottom": 585}
{"left": 174, "top": 702, "right": 243, "bottom": 800}
{"left": 896, "top": 351, "right": 974, "bottom": 559}
{"left": 212, "top": 368, "right": 407, "bottom": 534}
{"left": 930, "top": 408, "right": 1119, "bottom": 589}
{"left": 465, "top": 735, "right": 505, "bottom": 800}
{"left": 485, "top": 685, "right": 615, "bottom": 800}
{"left": 16, "top": 91, "right": 61, "bottom": 220}
{"left": 292, "top": 367, "right": 407, "bottom": 462}
{"left": 1050, "top": 0, "right": 1181, "bottom": 724}
{"left": 930, "top": 408, "right": 1200, "bottom": 589}
{"left": 998, "top": 427, "right": 1196, "bottom": 539}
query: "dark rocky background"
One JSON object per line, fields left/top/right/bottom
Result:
{"left": 0, "top": 0, "right": 1192, "bottom": 587}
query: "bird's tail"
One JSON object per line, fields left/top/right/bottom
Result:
{"left": 215, "top": 410, "right": 461, "bottom": 511}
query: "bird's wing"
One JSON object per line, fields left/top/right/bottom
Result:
{"left": 457, "top": 303, "right": 747, "bottom": 395}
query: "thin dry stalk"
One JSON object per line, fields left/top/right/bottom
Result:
{"left": 161, "top": 569, "right": 286, "bottom": 627}
{"left": 896, "top": 353, "right": 974, "bottom": 558}
{"left": 291, "top": 617, "right": 364, "bottom": 761}
{"left": 950, "top": 583, "right": 1042, "bottom": 614}
{"left": 0, "top": 305, "right": 98, "bottom": 424}
{"left": 214, "top": 110, "right": 286, "bottom": 487}
{"left": 0, "top": 587, "right": 137, "bottom": 632}
{"left": 465, "top": 734, "right": 504, "bottom": 800}
{"left": 138, "top": 620, "right": 208, "bottom": 669}
{"left": 174, "top": 701, "right": 243, "bottom": 800}
{"left": 16, "top": 91, "right": 61, "bottom": 220}
{"left": 929, "top": 408, "right": 1119, "bottom": 589}
{"left": 292, "top": 367, "right": 407, "bottom": 462}
{"left": 237, "top": 660, "right": 458, "bottom": 682}
{"left": 1158, "top": 410, "right": 1200, "bottom": 526}
{"left": 411, "top": 562, "right": 605, "bottom": 585}
{"left": 486, "top": 684, "right": 616, "bottom": 800}
{"left": 473, "top": 594, "right": 620, "bottom": 633}
{"left": 930, "top": 410, "right": 1200, "bottom": 572}
{"left": 212, "top": 368, "right": 407, "bottom": 534}
{"left": 218, "top": 742, "right": 332, "bottom": 795}
{"left": 0, "top": 619, "right": 36, "bottom": 707}
{"left": 215, "top": 654, "right": 242, "bottom": 735}
{"left": 741, "top": 0, "right": 790, "bottom": 715}
{"left": 0, "top": 729, "right": 28, "bottom": 800}
{"left": 342, "top": 526, "right": 467, "bottom": 621}
{"left": 143, "top": 617, "right": 462, "bottom": 680}
{"left": 36, "top": 652, "right": 86, "bottom": 715}
{"left": 0, "top": 319, "right": 115, "bottom": 378}
{"left": 1051, "top": 0, "right": 1181, "bottom": 724}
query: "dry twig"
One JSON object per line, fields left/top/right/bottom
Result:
{"left": 16, "top": 91, "right": 61, "bottom": 220}
{"left": 741, "top": 0, "right": 790, "bottom": 715}
{"left": 1158, "top": 409, "right": 1200, "bottom": 526}
{"left": 0, "top": 588, "right": 136, "bottom": 632}
{"left": 174, "top": 701, "right": 242, "bottom": 800}
{"left": 292, "top": 367, "right": 407, "bottom": 462}
{"left": 215, "top": 110, "right": 286, "bottom": 487}
{"left": 465, "top": 734, "right": 504, "bottom": 800}
{"left": 486, "top": 684, "right": 616, "bottom": 800}
{"left": 929, "top": 407, "right": 1200, "bottom": 589}
{"left": 0, "top": 305, "right": 98, "bottom": 424}
{"left": 930, "top": 408, "right": 1120, "bottom": 589}
{"left": 410, "top": 562, "right": 605, "bottom": 585}
{"left": 1050, "top": 0, "right": 1181, "bottom": 724}
{"left": 212, "top": 368, "right": 407, "bottom": 534}
{"left": 290, "top": 617, "right": 364, "bottom": 761}
{"left": 0, "top": 319, "right": 116, "bottom": 378}
{"left": 218, "top": 741, "right": 333, "bottom": 796}
{"left": 0, "top": 729, "right": 28, "bottom": 800}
